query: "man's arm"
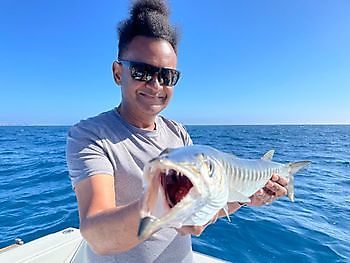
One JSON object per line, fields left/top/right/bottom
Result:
{"left": 75, "top": 174, "right": 144, "bottom": 255}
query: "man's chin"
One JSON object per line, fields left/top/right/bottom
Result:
{"left": 148, "top": 106, "right": 165, "bottom": 116}
{"left": 143, "top": 103, "right": 168, "bottom": 114}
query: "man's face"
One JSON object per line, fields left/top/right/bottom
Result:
{"left": 113, "top": 36, "right": 178, "bottom": 119}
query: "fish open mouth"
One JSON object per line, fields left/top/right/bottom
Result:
{"left": 160, "top": 168, "right": 193, "bottom": 208}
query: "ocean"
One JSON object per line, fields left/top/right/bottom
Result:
{"left": 0, "top": 125, "right": 349, "bottom": 262}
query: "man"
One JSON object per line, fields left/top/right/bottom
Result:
{"left": 66, "top": 0, "right": 288, "bottom": 262}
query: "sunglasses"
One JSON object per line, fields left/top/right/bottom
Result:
{"left": 118, "top": 60, "right": 180, "bottom": 86}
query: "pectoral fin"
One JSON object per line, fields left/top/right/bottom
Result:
{"left": 228, "top": 190, "right": 251, "bottom": 203}
{"left": 222, "top": 204, "right": 231, "bottom": 222}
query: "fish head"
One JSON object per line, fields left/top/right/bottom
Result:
{"left": 138, "top": 145, "right": 227, "bottom": 240}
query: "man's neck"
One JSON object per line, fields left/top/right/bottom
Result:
{"left": 116, "top": 105, "right": 156, "bottom": 131}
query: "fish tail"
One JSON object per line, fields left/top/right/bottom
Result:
{"left": 286, "top": 161, "right": 311, "bottom": 202}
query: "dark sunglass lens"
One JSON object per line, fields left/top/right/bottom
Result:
{"left": 171, "top": 70, "right": 180, "bottom": 86}
{"left": 159, "top": 71, "right": 170, "bottom": 85}
{"left": 160, "top": 69, "right": 179, "bottom": 86}
{"left": 130, "top": 63, "right": 148, "bottom": 81}
{"left": 131, "top": 63, "right": 159, "bottom": 81}
{"left": 123, "top": 60, "right": 179, "bottom": 86}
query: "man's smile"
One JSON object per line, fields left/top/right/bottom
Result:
{"left": 138, "top": 91, "right": 166, "bottom": 100}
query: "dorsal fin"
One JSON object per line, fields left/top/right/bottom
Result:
{"left": 261, "top": 150, "right": 275, "bottom": 161}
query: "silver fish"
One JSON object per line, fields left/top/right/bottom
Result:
{"left": 138, "top": 145, "right": 310, "bottom": 239}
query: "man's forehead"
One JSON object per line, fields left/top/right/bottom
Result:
{"left": 122, "top": 36, "right": 177, "bottom": 67}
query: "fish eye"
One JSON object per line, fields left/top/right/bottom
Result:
{"left": 206, "top": 159, "right": 215, "bottom": 177}
{"left": 196, "top": 154, "right": 215, "bottom": 177}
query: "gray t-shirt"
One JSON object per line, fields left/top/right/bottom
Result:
{"left": 66, "top": 108, "right": 193, "bottom": 263}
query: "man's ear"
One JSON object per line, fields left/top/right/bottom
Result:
{"left": 112, "top": 61, "right": 122, "bottom": 85}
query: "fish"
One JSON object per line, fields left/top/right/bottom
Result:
{"left": 138, "top": 145, "right": 310, "bottom": 240}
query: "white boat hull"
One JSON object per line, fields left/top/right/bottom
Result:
{"left": 0, "top": 228, "right": 227, "bottom": 262}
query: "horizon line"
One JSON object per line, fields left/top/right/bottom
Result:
{"left": 1, "top": 123, "right": 349, "bottom": 127}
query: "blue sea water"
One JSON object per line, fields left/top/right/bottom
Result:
{"left": 0, "top": 125, "right": 349, "bottom": 262}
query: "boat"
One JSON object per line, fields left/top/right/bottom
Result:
{"left": 0, "top": 227, "right": 227, "bottom": 262}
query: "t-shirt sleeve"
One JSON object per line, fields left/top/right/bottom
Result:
{"left": 178, "top": 123, "right": 193, "bottom": 146}
{"left": 66, "top": 122, "right": 114, "bottom": 188}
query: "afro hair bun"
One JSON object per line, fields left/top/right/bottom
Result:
{"left": 131, "top": 0, "right": 170, "bottom": 19}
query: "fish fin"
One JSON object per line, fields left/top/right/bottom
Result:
{"left": 228, "top": 190, "right": 251, "bottom": 203}
{"left": 286, "top": 161, "right": 311, "bottom": 202}
{"left": 261, "top": 150, "right": 275, "bottom": 161}
{"left": 222, "top": 205, "right": 231, "bottom": 222}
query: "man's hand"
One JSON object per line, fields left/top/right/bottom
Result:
{"left": 176, "top": 212, "right": 219, "bottom": 236}
{"left": 248, "top": 173, "right": 289, "bottom": 206}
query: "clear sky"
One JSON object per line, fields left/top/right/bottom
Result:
{"left": 1, "top": 0, "right": 349, "bottom": 125}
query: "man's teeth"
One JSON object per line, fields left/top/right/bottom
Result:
{"left": 140, "top": 92, "right": 164, "bottom": 98}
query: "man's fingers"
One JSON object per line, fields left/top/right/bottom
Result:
{"left": 264, "top": 182, "right": 287, "bottom": 198}
{"left": 177, "top": 212, "right": 220, "bottom": 237}
{"left": 251, "top": 175, "right": 289, "bottom": 206}
{"left": 274, "top": 183, "right": 288, "bottom": 197}
{"left": 271, "top": 174, "right": 289, "bottom": 186}
{"left": 265, "top": 174, "right": 289, "bottom": 198}
{"left": 177, "top": 225, "right": 205, "bottom": 237}
{"left": 177, "top": 226, "right": 191, "bottom": 236}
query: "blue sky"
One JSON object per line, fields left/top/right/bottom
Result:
{"left": 1, "top": 0, "right": 349, "bottom": 125}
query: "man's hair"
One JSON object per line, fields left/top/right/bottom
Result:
{"left": 117, "top": 0, "right": 179, "bottom": 58}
